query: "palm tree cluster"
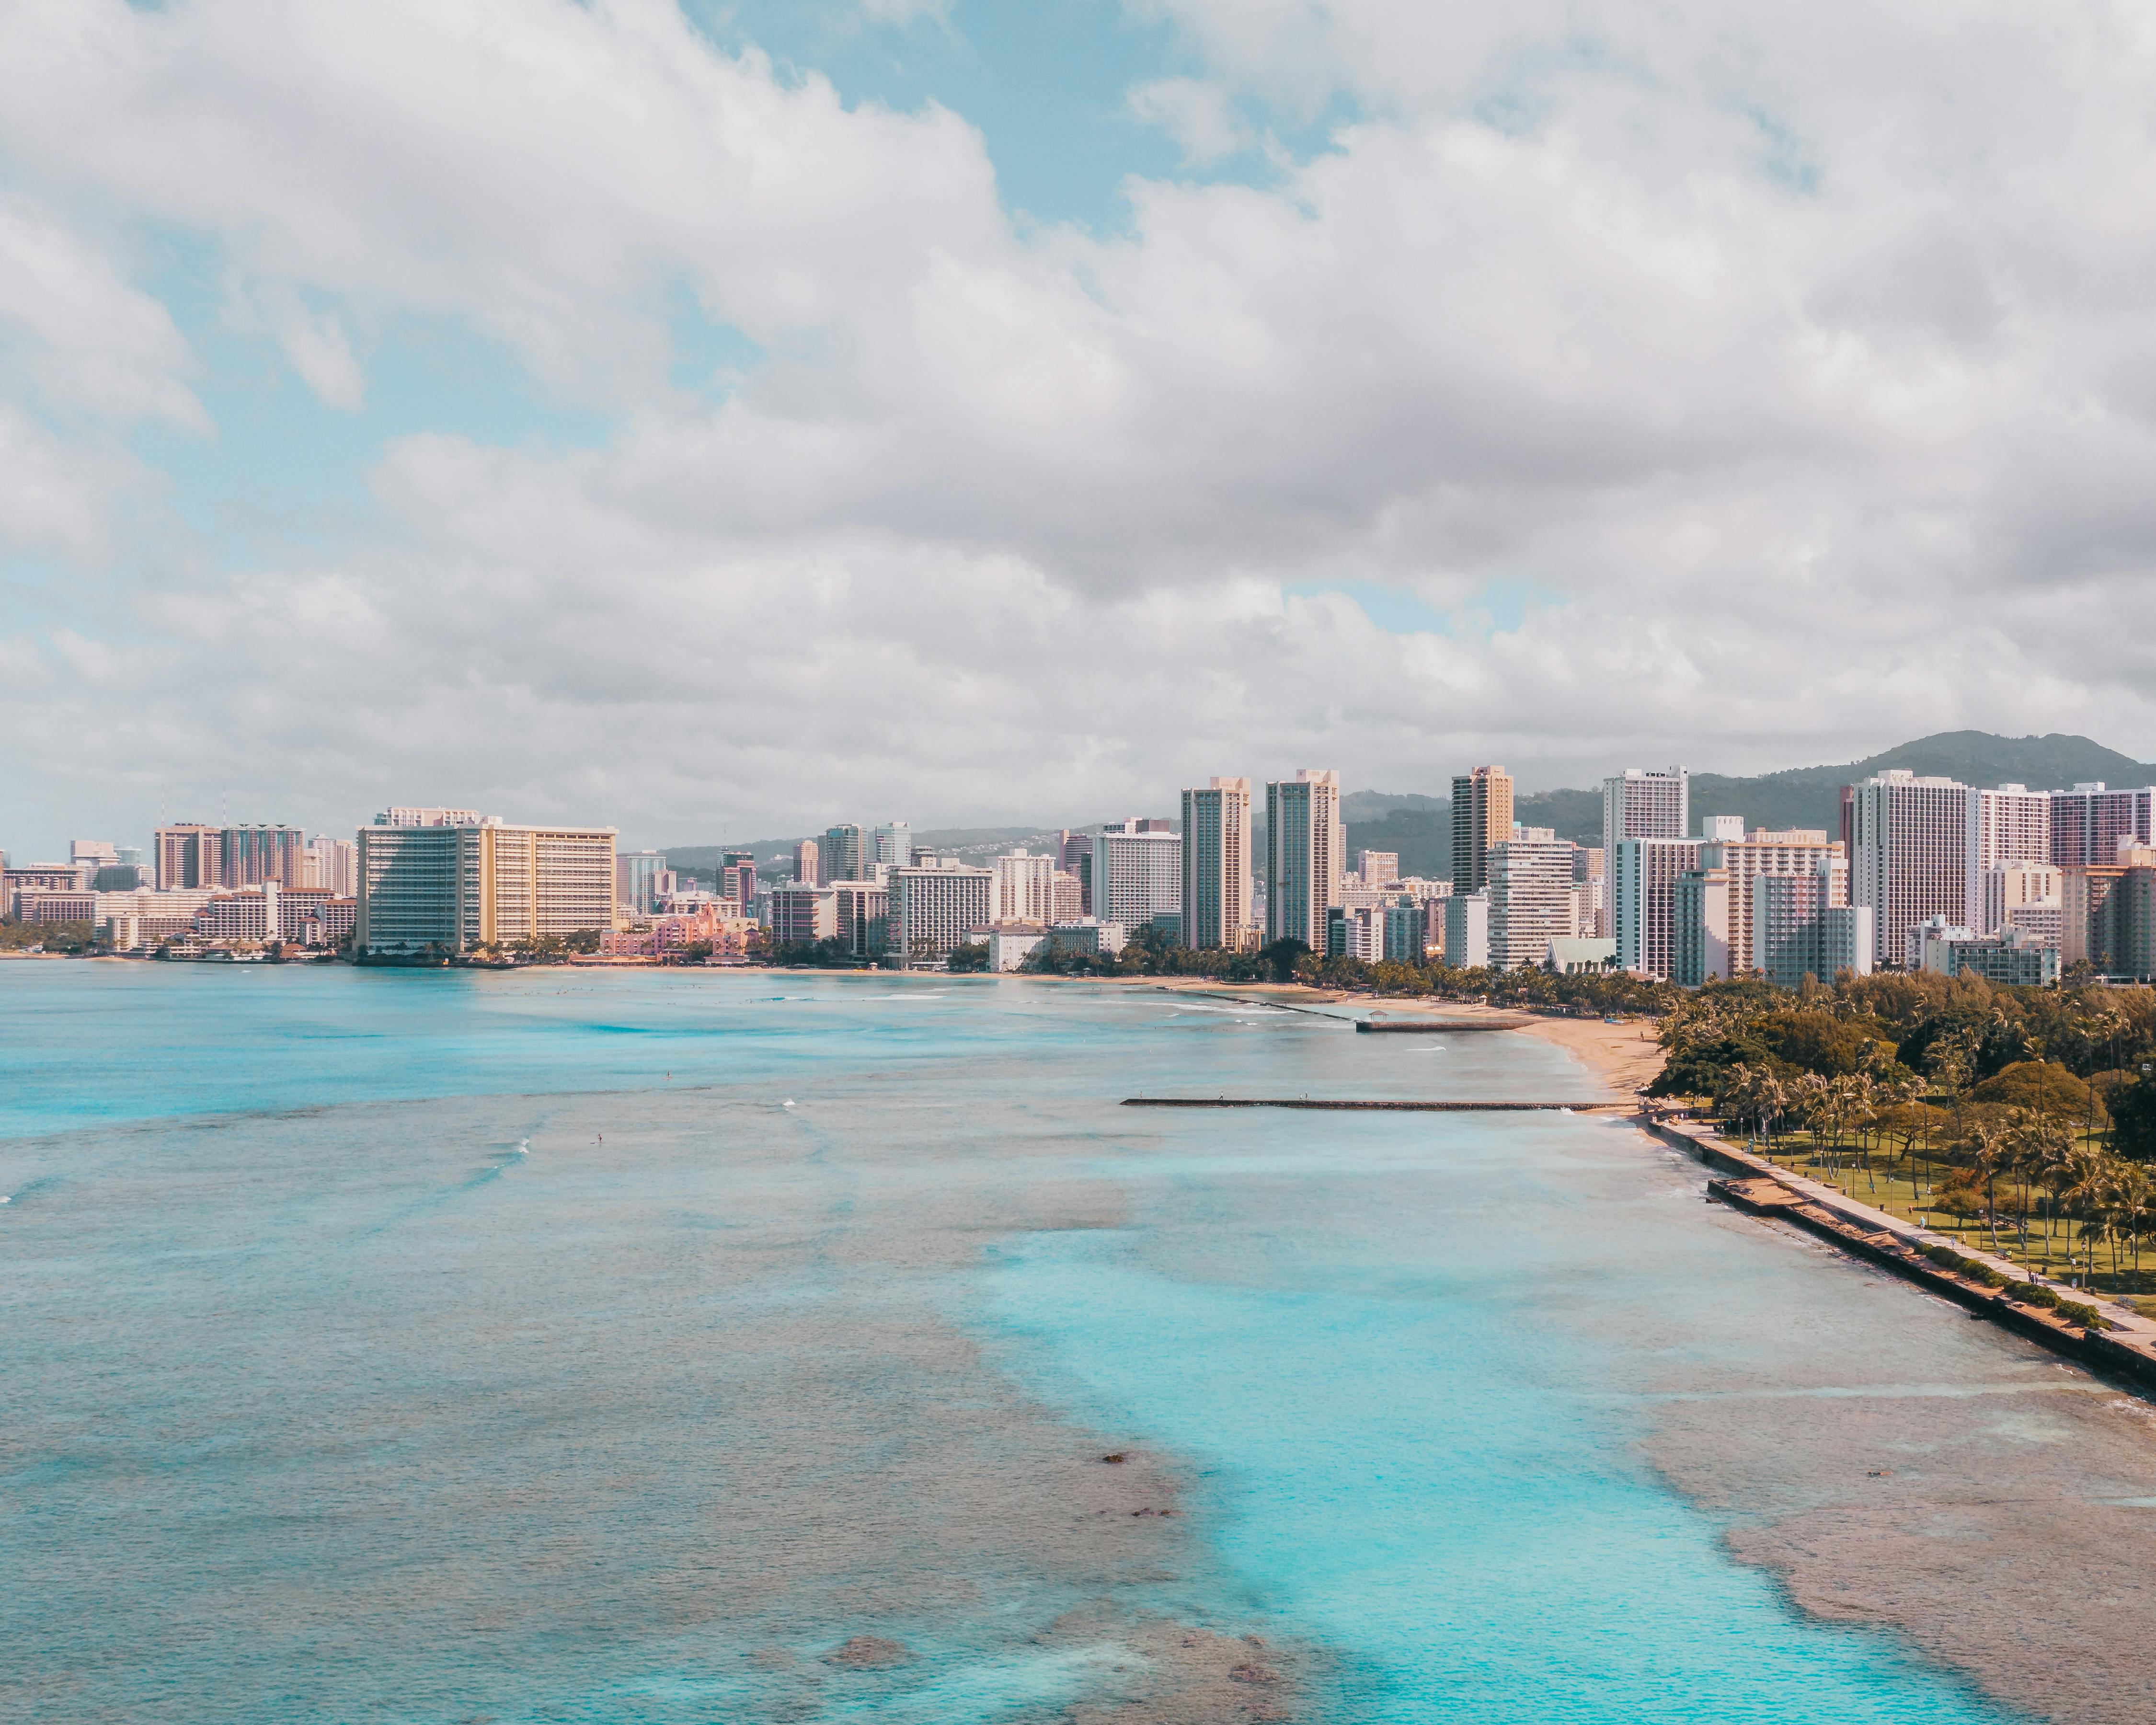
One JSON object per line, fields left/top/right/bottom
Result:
{"left": 1713, "top": 1059, "right": 2156, "bottom": 1290}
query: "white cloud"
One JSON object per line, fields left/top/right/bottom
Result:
{"left": 1126, "top": 77, "right": 1252, "bottom": 165}
{"left": 5, "top": 0, "right": 2156, "bottom": 851}
{"left": 252, "top": 282, "right": 366, "bottom": 411}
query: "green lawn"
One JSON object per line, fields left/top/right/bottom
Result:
{"left": 1720, "top": 1126, "right": 2154, "bottom": 1298}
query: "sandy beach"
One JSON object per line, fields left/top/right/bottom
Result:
{"left": 1131, "top": 977, "right": 1666, "bottom": 1100}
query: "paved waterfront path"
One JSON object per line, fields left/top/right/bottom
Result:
{"left": 1650, "top": 1115, "right": 2156, "bottom": 1378}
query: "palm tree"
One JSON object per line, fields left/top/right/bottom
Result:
{"left": 1964, "top": 1118, "right": 2012, "bottom": 1254}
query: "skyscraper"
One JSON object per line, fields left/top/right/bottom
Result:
{"left": 1602, "top": 768, "right": 1689, "bottom": 864}
{"left": 1449, "top": 766, "right": 1513, "bottom": 891}
{"left": 1965, "top": 785, "right": 2052, "bottom": 932}
{"left": 1266, "top": 770, "right": 1344, "bottom": 949}
{"left": 824, "top": 824, "right": 867, "bottom": 884}
{"left": 155, "top": 823, "right": 221, "bottom": 889}
{"left": 1181, "top": 777, "right": 1252, "bottom": 951}
{"left": 793, "top": 837, "right": 821, "bottom": 887}
{"left": 873, "top": 823, "right": 913, "bottom": 870}
{"left": 617, "top": 850, "right": 666, "bottom": 915}
{"left": 2049, "top": 784, "right": 2156, "bottom": 867}
{"left": 1852, "top": 771, "right": 1971, "bottom": 970}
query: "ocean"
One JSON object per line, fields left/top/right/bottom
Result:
{"left": 2, "top": 963, "right": 2128, "bottom": 1721}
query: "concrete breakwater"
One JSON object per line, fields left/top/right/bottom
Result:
{"left": 1122, "top": 1097, "right": 1622, "bottom": 1112}
{"left": 1646, "top": 1115, "right": 2156, "bottom": 1392}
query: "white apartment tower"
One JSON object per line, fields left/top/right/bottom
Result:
{"left": 1603, "top": 768, "right": 1689, "bottom": 864}
{"left": 992, "top": 850, "right": 1058, "bottom": 925}
{"left": 1181, "top": 777, "right": 1252, "bottom": 951}
{"left": 1852, "top": 771, "right": 1971, "bottom": 969}
{"left": 1966, "top": 785, "right": 2052, "bottom": 932}
{"left": 887, "top": 862, "right": 993, "bottom": 962}
{"left": 1092, "top": 822, "right": 1183, "bottom": 933}
{"left": 1487, "top": 830, "right": 1575, "bottom": 971}
{"left": 1266, "top": 770, "right": 1344, "bottom": 950}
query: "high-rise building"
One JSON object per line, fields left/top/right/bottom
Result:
{"left": 1094, "top": 821, "right": 1183, "bottom": 934}
{"left": 793, "top": 837, "right": 821, "bottom": 888}
{"left": 1181, "top": 777, "right": 1252, "bottom": 951}
{"left": 1696, "top": 828, "right": 1846, "bottom": 976}
{"left": 306, "top": 835, "right": 356, "bottom": 897}
{"left": 219, "top": 825, "right": 309, "bottom": 888}
{"left": 1851, "top": 771, "right": 1970, "bottom": 969}
{"left": 1487, "top": 830, "right": 1574, "bottom": 971}
{"left": 1450, "top": 766, "right": 1513, "bottom": 891}
{"left": 2050, "top": 784, "right": 2156, "bottom": 868}
{"left": 833, "top": 882, "right": 890, "bottom": 957}
{"left": 1055, "top": 830, "right": 1093, "bottom": 912}
{"left": 380, "top": 808, "right": 484, "bottom": 827}
{"left": 617, "top": 850, "right": 666, "bottom": 916}
{"left": 1602, "top": 768, "right": 1689, "bottom": 867}
{"left": 1965, "top": 785, "right": 2053, "bottom": 931}
{"left": 70, "top": 839, "right": 117, "bottom": 866}
{"left": 155, "top": 823, "right": 222, "bottom": 889}
{"left": 721, "top": 858, "right": 757, "bottom": 904}
{"left": 887, "top": 862, "right": 994, "bottom": 963}
{"left": 824, "top": 824, "right": 868, "bottom": 884}
{"left": 1613, "top": 838, "right": 1704, "bottom": 979}
{"left": 1356, "top": 850, "right": 1399, "bottom": 886}
{"left": 873, "top": 823, "right": 913, "bottom": 871}
{"left": 1984, "top": 862, "right": 2060, "bottom": 936}
{"left": 1672, "top": 868, "right": 1732, "bottom": 986}
{"left": 355, "top": 815, "right": 616, "bottom": 954}
{"left": 2064, "top": 866, "right": 2130, "bottom": 970}
{"left": 1753, "top": 871, "right": 1875, "bottom": 987}
{"left": 992, "top": 850, "right": 1058, "bottom": 925}
{"left": 1440, "top": 890, "right": 1490, "bottom": 968}
{"left": 768, "top": 884, "right": 839, "bottom": 945}
{"left": 1266, "top": 770, "right": 1344, "bottom": 949}
{"left": 1051, "top": 870, "right": 1084, "bottom": 924}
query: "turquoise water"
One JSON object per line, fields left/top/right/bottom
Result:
{"left": 0, "top": 966, "right": 2020, "bottom": 1721}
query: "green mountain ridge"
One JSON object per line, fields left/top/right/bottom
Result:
{"left": 664, "top": 733, "right": 2156, "bottom": 884}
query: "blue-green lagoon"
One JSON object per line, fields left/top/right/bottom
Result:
{"left": 5, "top": 965, "right": 2153, "bottom": 1722}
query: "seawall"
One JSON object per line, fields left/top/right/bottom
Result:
{"left": 1643, "top": 1115, "right": 2156, "bottom": 1392}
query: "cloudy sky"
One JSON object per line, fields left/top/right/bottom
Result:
{"left": 4, "top": 0, "right": 2155, "bottom": 855}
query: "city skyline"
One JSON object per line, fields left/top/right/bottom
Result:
{"left": 7, "top": 5, "right": 2156, "bottom": 858}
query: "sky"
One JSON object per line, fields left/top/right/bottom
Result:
{"left": 5, "top": 0, "right": 2156, "bottom": 856}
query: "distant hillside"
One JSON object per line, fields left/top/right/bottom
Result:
{"left": 1689, "top": 731, "right": 2156, "bottom": 835}
{"left": 657, "top": 733, "right": 2156, "bottom": 886}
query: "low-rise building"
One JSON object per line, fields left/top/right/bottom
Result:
{"left": 1045, "top": 919, "right": 1126, "bottom": 957}
{"left": 1545, "top": 936, "right": 1619, "bottom": 974}
{"left": 1934, "top": 930, "right": 2061, "bottom": 987}
{"left": 981, "top": 923, "right": 1047, "bottom": 972}
{"left": 17, "top": 891, "right": 98, "bottom": 923}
